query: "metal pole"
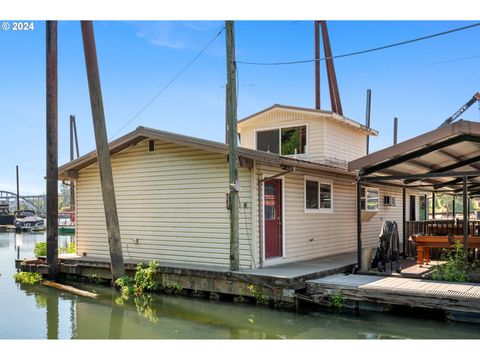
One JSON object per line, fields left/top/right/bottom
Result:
{"left": 393, "top": 117, "right": 398, "bottom": 145}
{"left": 365, "top": 89, "right": 371, "bottom": 154}
{"left": 46, "top": 20, "right": 59, "bottom": 279}
{"left": 320, "top": 21, "right": 343, "bottom": 116}
{"left": 225, "top": 21, "right": 240, "bottom": 271}
{"left": 81, "top": 21, "right": 125, "bottom": 282}
{"left": 402, "top": 187, "right": 406, "bottom": 257}
{"left": 452, "top": 195, "right": 456, "bottom": 218}
{"left": 432, "top": 192, "right": 436, "bottom": 219}
{"left": 314, "top": 20, "right": 320, "bottom": 109}
{"left": 69, "top": 115, "right": 75, "bottom": 210}
{"left": 463, "top": 176, "right": 469, "bottom": 254}
{"left": 16, "top": 165, "right": 20, "bottom": 211}
{"left": 72, "top": 115, "right": 80, "bottom": 158}
{"left": 356, "top": 180, "right": 362, "bottom": 271}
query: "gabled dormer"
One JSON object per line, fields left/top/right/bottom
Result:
{"left": 237, "top": 104, "right": 378, "bottom": 168}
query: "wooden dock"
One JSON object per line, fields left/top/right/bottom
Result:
{"left": 306, "top": 274, "right": 480, "bottom": 323}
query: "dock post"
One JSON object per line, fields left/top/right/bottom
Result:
{"left": 81, "top": 21, "right": 125, "bottom": 282}
{"left": 16, "top": 165, "right": 20, "bottom": 211}
{"left": 46, "top": 20, "right": 59, "bottom": 279}
{"left": 225, "top": 21, "right": 240, "bottom": 271}
{"left": 356, "top": 179, "right": 362, "bottom": 271}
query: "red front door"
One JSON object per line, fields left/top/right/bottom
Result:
{"left": 264, "top": 179, "right": 282, "bottom": 259}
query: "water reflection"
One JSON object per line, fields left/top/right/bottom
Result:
{"left": 2, "top": 232, "right": 480, "bottom": 339}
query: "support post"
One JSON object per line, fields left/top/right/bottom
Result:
{"left": 16, "top": 165, "right": 20, "bottom": 211}
{"left": 69, "top": 115, "right": 75, "bottom": 210}
{"left": 320, "top": 21, "right": 343, "bottom": 116}
{"left": 365, "top": 89, "right": 371, "bottom": 155}
{"left": 314, "top": 20, "right": 320, "bottom": 109}
{"left": 356, "top": 180, "right": 362, "bottom": 271}
{"left": 432, "top": 192, "right": 436, "bottom": 219}
{"left": 225, "top": 21, "right": 240, "bottom": 271}
{"left": 452, "top": 195, "right": 456, "bottom": 218}
{"left": 393, "top": 117, "right": 398, "bottom": 145}
{"left": 46, "top": 20, "right": 59, "bottom": 279}
{"left": 402, "top": 187, "right": 406, "bottom": 257}
{"left": 463, "top": 176, "right": 468, "bottom": 253}
{"left": 81, "top": 21, "right": 125, "bottom": 282}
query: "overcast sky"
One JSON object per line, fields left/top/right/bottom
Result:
{"left": 1, "top": 20, "right": 479, "bottom": 194}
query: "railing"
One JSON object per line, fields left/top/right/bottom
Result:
{"left": 405, "top": 220, "right": 480, "bottom": 256}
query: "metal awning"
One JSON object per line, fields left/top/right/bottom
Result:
{"left": 348, "top": 120, "right": 480, "bottom": 194}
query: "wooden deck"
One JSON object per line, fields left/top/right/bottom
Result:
{"left": 305, "top": 274, "right": 480, "bottom": 323}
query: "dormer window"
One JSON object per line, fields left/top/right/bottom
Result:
{"left": 256, "top": 125, "right": 307, "bottom": 155}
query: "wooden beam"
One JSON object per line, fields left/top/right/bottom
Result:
{"left": 46, "top": 20, "right": 59, "bottom": 279}
{"left": 225, "top": 21, "right": 240, "bottom": 271}
{"left": 314, "top": 20, "right": 320, "bottom": 110}
{"left": 81, "top": 21, "right": 125, "bottom": 282}
{"left": 320, "top": 21, "right": 343, "bottom": 116}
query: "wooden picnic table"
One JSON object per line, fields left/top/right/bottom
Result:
{"left": 410, "top": 235, "right": 480, "bottom": 265}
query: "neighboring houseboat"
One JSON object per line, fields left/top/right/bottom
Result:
{"left": 14, "top": 209, "right": 46, "bottom": 231}
{"left": 58, "top": 105, "right": 422, "bottom": 269}
{"left": 0, "top": 200, "right": 14, "bottom": 226}
{"left": 58, "top": 211, "right": 76, "bottom": 234}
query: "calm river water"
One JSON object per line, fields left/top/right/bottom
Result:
{"left": 1, "top": 231, "right": 480, "bottom": 339}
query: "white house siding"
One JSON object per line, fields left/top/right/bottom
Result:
{"left": 323, "top": 120, "right": 367, "bottom": 164}
{"left": 238, "top": 109, "right": 326, "bottom": 162}
{"left": 255, "top": 162, "right": 416, "bottom": 266}
{"left": 361, "top": 186, "right": 420, "bottom": 251}
{"left": 75, "top": 139, "right": 256, "bottom": 269}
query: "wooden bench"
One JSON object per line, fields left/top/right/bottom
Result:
{"left": 410, "top": 235, "right": 480, "bottom": 265}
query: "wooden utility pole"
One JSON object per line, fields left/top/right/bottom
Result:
{"left": 16, "top": 165, "right": 20, "bottom": 210}
{"left": 314, "top": 21, "right": 320, "bottom": 110}
{"left": 320, "top": 21, "right": 343, "bottom": 116}
{"left": 69, "top": 115, "right": 75, "bottom": 210}
{"left": 81, "top": 21, "right": 125, "bottom": 282}
{"left": 225, "top": 21, "right": 240, "bottom": 271}
{"left": 46, "top": 20, "right": 59, "bottom": 279}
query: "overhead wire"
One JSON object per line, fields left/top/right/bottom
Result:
{"left": 237, "top": 22, "right": 480, "bottom": 66}
{"left": 112, "top": 24, "right": 226, "bottom": 137}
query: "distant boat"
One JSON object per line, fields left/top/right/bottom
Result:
{"left": 14, "top": 210, "right": 46, "bottom": 231}
{"left": 58, "top": 211, "right": 75, "bottom": 234}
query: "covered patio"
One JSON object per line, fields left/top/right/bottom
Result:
{"left": 349, "top": 120, "right": 480, "bottom": 270}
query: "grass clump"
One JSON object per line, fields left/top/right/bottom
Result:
{"left": 33, "top": 242, "right": 47, "bottom": 257}
{"left": 115, "top": 260, "right": 160, "bottom": 296}
{"left": 13, "top": 272, "right": 43, "bottom": 285}
{"left": 330, "top": 292, "right": 344, "bottom": 310}
{"left": 431, "top": 242, "right": 469, "bottom": 282}
{"left": 34, "top": 241, "right": 76, "bottom": 258}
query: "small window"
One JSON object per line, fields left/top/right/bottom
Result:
{"left": 361, "top": 187, "right": 379, "bottom": 211}
{"left": 281, "top": 126, "right": 306, "bottom": 155}
{"left": 305, "top": 177, "right": 333, "bottom": 212}
{"left": 256, "top": 129, "right": 279, "bottom": 153}
{"left": 148, "top": 140, "right": 155, "bottom": 152}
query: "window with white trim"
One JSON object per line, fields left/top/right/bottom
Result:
{"left": 256, "top": 125, "right": 307, "bottom": 155}
{"left": 361, "top": 187, "right": 379, "bottom": 211}
{"left": 305, "top": 177, "right": 332, "bottom": 212}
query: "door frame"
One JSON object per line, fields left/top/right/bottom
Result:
{"left": 262, "top": 176, "right": 286, "bottom": 264}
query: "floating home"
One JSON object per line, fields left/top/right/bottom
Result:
{"left": 58, "top": 104, "right": 425, "bottom": 270}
